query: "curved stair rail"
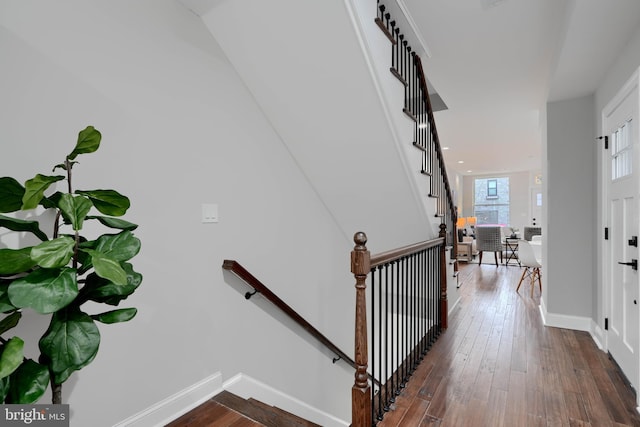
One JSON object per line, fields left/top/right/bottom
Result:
{"left": 222, "top": 260, "right": 356, "bottom": 368}
{"left": 351, "top": 226, "right": 448, "bottom": 426}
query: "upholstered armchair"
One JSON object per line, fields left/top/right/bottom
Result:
{"left": 524, "top": 226, "right": 542, "bottom": 241}
{"left": 475, "top": 226, "right": 503, "bottom": 266}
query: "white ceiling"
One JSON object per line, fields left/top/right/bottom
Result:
{"left": 401, "top": 0, "right": 640, "bottom": 176}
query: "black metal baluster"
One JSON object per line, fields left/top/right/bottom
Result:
{"left": 394, "top": 27, "right": 400, "bottom": 74}
{"left": 391, "top": 259, "right": 397, "bottom": 402}
{"left": 391, "top": 21, "right": 396, "bottom": 71}
{"left": 385, "top": 12, "right": 391, "bottom": 35}
{"left": 412, "top": 52, "right": 417, "bottom": 121}
{"left": 429, "top": 248, "right": 434, "bottom": 346}
{"left": 411, "top": 253, "right": 416, "bottom": 380}
{"left": 370, "top": 267, "right": 376, "bottom": 425}
{"left": 420, "top": 249, "right": 425, "bottom": 358}
{"left": 383, "top": 263, "right": 390, "bottom": 412}
{"left": 401, "top": 254, "right": 408, "bottom": 387}
{"left": 377, "top": 266, "right": 383, "bottom": 421}
{"left": 416, "top": 250, "right": 421, "bottom": 360}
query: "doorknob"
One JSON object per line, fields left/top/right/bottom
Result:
{"left": 618, "top": 259, "right": 638, "bottom": 270}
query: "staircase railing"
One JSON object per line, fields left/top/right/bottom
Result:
{"left": 375, "top": 1, "right": 457, "bottom": 246}
{"left": 222, "top": 260, "right": 356, "bottom": 368}
{"left": 351, "top": 227, "right": 448, "bottom": 426}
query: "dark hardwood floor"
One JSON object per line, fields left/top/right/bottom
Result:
{"left": 377, "top": 262, "right": 640, "bottom": 426}
{"left": 169, "top": 262, "right": 640, "bottom": 426}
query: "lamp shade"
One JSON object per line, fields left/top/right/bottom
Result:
{"left": 456, "top": 217, "right": 466, "bottom": 228}
{"left": 466, "top": 216, "right": 477, "bottom": 226}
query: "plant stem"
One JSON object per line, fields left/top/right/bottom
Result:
{"left": 65, "top": 158, "right": 73, "bottom": 194}
{"left": 52, "top": 383, "right": 62, "bottom": 404}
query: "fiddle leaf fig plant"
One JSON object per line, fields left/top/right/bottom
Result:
{"left": 0, "top": 126, "right": 142, "bottom": 404}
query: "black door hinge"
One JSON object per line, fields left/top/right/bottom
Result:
{"left": 597, "top": 135, "right": 609, "bottom": 149}
{"left": 605, "top": 318, "right": 609, "bottom": 330}
{"left": 605, "top": 227, "right": 609, "bottom": 240}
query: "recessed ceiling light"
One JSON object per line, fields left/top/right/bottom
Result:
{"left": 442, "top": 146, "right": 450, "bottom": 150}
{"left": 467, "top": 170, "right": 473, "bottom": 173}
{"left": 457, "top": 160, "right": 464, "bottom": 164}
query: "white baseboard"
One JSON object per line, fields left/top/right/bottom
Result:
{"left": 539, "top": 298, "right": 605, "bottom": 351}
{"left": 111, "top": 371, "right": 349, "bottom": 427}
{"left": 112, "top": 372, "right": 224, "bottom": 427}
{"left": 224, "top": 373, "right": 349, "bottom": 427}
{"left": 538, "top": 297, "right": 591, "bottom": 331}
{"left": 448, "top": 294, "right": 462, "bottom": 314}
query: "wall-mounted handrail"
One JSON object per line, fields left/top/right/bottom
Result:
{"left": 222, "top": 260, "right": 356, "bottom": 368}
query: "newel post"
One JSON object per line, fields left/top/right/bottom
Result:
{"left": 351, "top": 232, "right": 371, "bottom": 427}
{"left": 439, "top": 223, "right": 449, "bottom": 329}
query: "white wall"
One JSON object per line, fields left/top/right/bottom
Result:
{"left": 0, "top": 1, "right": 357, "bottom": 425}
{"left": 192, "top": 0, "right": 439, "bottom": 254}
{"left": 546, "top": 95, "right": 595, "bottom": 319}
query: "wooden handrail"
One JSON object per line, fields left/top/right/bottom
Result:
{"left": 222, "top": 260, "right": 356, "bottom": 368}
{"left": 370, "top": 237, "right": 444, "bottom": 267}
{"left": 414, "top": 54, "right": 456, "bottom": 221}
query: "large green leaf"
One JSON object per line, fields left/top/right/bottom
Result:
{"left": 76, "top": 190, "right": 130, "bottom": 217}
{"left": 40, "top": 191, "right": 62, "bottom": 210}
{"left": 87, "top": 216, "right": 138, "bottom": 231}
{"left": 30, "top": 236, "right": 75, "bottom": 269}
{"left": 7, "top": 359, "right": 49, "bottom": 404}
{"left": 92, "top": 308, "right": 137, "bottom": 324}
{"left": 8, "top": 268, "right": 78, "bottom": 314}
{"left": 94, "top": 231, "right": 141, "bottom": 262}
{"left": 22, "top": 174, "right": 65, "bottom": 211}
{"left": 80, "top": 263, "right": 142, "bottom": 306}
{"left": 0, "top": 248, "right": 37, "bottom": 275}
{"left": 58, "top": 194, "right": 92, "bottom": 231}
{"left": 67, "top": 126, "right": 101, "bottom": 160}
{"left": 0, "top": 215, "right": 48, "bottom": 241}
{"left": 0, "top": 337, "right": 24, "bottom": 379}
{"left": 39, "top": 309, "right": 100, "bottom": 385}
{"left": 0, "top": 312, "right": 21, "bottom": 335}
{"left": 81, "top": 250, "right": 127, "bottom": 286}
{"left": 0, "top": 178, "right": 25, "bottom": 213}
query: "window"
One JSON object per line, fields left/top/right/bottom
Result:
{"left": 612, "top": 119, "right": 632, "bottom": 180}
{"left": 474, "top": 177, "right": 510, "bottom": 225}
{"left": 487, "top": 179, "right": 498, "bottom": 198}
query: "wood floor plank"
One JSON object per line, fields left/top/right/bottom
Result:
{"left": 483, "top": 387, "right": 507, "bottom": 427}
{"left": 563, "top": 391, "right": 589, "bottom": 424}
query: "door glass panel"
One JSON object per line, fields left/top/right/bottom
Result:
{"left": 612, "top": 119, "right": 633, "bottom": 180}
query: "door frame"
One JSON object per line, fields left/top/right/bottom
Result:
{"left": 600, "top": 68, "right": 640, "bottom": 404}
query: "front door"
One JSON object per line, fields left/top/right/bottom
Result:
{"left": 605, "top": 69, "right": 640, "bottom": 396}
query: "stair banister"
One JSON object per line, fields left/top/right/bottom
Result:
{"left": 350, "top": 232, "right": 372, "bottom": 427}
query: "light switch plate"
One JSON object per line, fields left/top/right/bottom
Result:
{"left": 202, "top": 203, "right": 219, "bottom": 223}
